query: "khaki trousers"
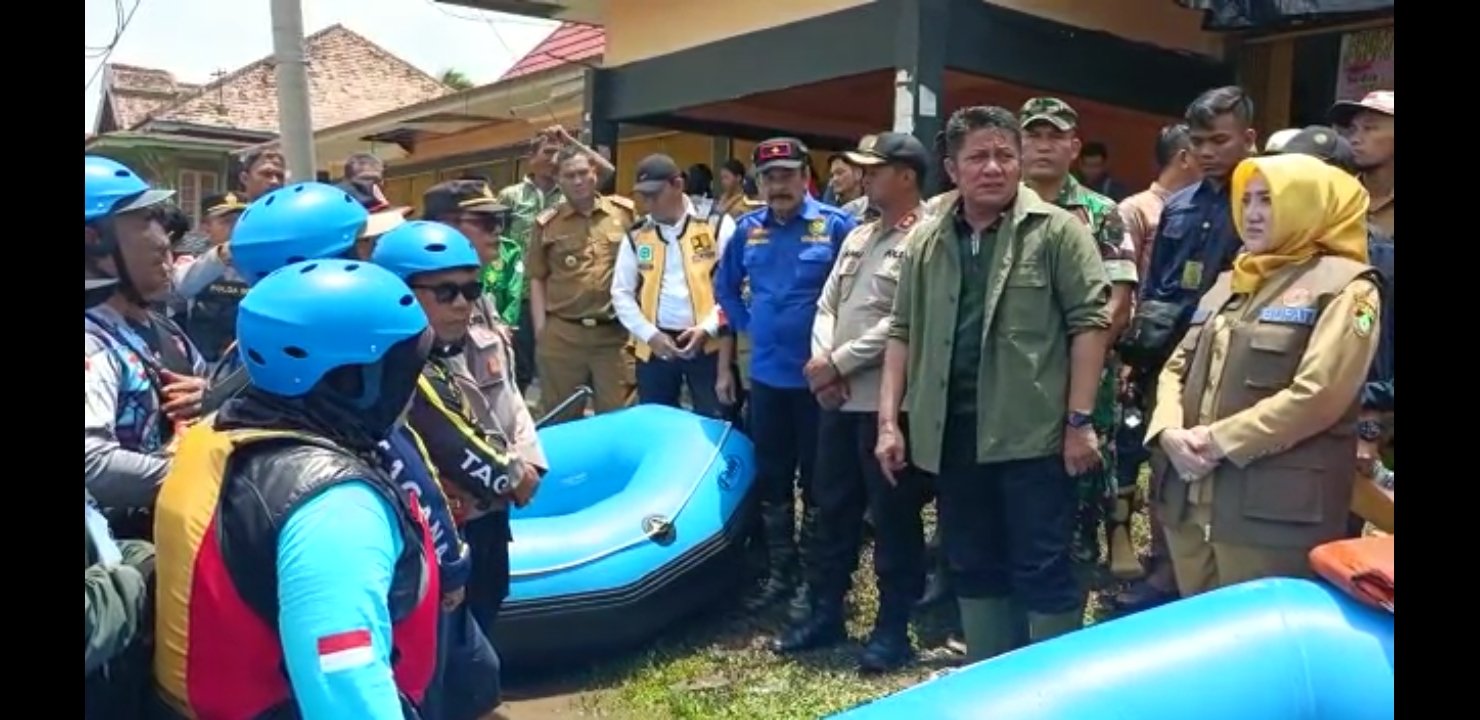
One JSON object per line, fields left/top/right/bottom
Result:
{"left": 534, "top": 318, "right": 634, "bottom": 424}
{"left": 1163, "top": 503, "right": 1313, "bottom": 596}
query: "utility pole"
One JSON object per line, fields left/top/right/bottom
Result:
{"left": 270, "top": 0, "right": 316, "bottom": 183}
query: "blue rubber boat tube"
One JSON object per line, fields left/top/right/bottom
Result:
{"left": 493, "top": 405, "right": 757, "bottom": 669}
{"left": 832, "top": 579, "right": 1394, "bottom": 720}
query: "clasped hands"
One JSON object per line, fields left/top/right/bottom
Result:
{"left": 804, "top": 356, "right": 848, "bottom": 410}
{"left": 1159, "top": 425, "right": 1224, "bottom": 482}
{"left": 647, "top": 327, "right": 709, "bottom": 362}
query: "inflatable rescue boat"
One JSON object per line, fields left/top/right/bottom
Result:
{"left": 493, "top": 404, "right": 756, "bottom": 669}
{"left": 832, "top": 578, "right": 1394, "bottom": 720}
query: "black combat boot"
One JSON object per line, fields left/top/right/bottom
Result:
{"left": 858, "top": 591, "right": 915, "bottom": 673}
{"left": 787, "top": 507, "right": 821, "bottom": 622}
{"left": 772, "top": 593, "right": 846, "bottom": 654}
{"left": 745, "top": 503, "right": 797, "bottom": 611}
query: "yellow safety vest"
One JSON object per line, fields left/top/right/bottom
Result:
{"left": 631, "top": 216, "right": 722, "bottom": 361}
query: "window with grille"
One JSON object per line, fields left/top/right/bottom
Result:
{"left": 176, "top": 169, "right": 220, "bottom": 227}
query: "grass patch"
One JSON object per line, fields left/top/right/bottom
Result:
{"left": 508, "top": 473, "right": 1157, "bottom": 719}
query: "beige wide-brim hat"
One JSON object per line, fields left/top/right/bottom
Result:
{"left": 362, "top": 206, "right": 412, "bottom": 239}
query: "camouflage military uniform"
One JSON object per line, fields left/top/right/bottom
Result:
{"left": 1054, "top": 175, "right": 1138, "bottom": 568}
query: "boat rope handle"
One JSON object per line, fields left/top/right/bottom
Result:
{"left": 509, "top": 423, "right": 734, "bottom": 578}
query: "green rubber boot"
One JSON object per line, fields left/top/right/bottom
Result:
{"left": 1027, "top": 610, "right": 1083, "bottom": 644}
{"left": 957, "top": 597, "right": 1018, "bottom": 663}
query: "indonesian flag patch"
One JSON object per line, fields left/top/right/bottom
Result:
{"left": 317, "top": 629, "right": 375, "bottom": 674}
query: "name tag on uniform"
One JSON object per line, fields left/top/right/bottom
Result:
{"left": 1257, "top": 306, "right": 1318, "bottom": 326}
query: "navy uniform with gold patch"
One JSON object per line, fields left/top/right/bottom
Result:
{"left": 715, "top": 137, "right": 857, "bottom": 612}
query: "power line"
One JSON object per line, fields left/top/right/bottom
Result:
{"left": 84, "top": 0, "right": 144, "bottom": 92}
{"left": 422, "top": 0, "right": 555, "bottom": 64}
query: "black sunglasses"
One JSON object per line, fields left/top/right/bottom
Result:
{"left": 412, "top": 280, "right": 482, "bottom": 304}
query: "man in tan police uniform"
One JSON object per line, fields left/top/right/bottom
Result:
{"left": 527, "top": 148, "right": 638, "bottom": 423}
{"left": 777, "top": 132, "right": 931, "bottom": 673}
{"left": 422, "top": 180, "right": 549, "bottom": 473}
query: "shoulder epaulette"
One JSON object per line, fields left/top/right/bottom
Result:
{"left": 605, "top": 194, "right": 636, "bottom": 211}
{"left": 534, "top": 206, "right": 560, "bottom": 226}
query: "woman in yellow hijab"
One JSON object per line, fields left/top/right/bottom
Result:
{"left": 1143, "top": 153, "right": 1383, "bottom": 596}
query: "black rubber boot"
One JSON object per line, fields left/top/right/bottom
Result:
{"left": 745, "top": 504, "right": 797, "bottom": 611}
{"left": 858, "top": 592, "right": 915, "bottom": 673}
{"left": 787, "top": 507, "right": 821, "bottom": 622}
{"left": 772, "top": 596, "right": 846, "bottom": 654}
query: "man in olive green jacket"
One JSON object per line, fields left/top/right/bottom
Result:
{"left": 876, "top": 106, "right": 1112, "bottom": 663}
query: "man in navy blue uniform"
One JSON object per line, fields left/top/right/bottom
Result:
{"left": 716, "top": 137, "right": 857, "bottom": 612}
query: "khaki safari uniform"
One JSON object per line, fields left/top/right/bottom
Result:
{"left": 1146, "top": 257, "right": 1382, "bottom": 596}
{"left": 717, "top": 192, "right": 762, "bottom": 220}
{"left": 528, "top": 195, "right": 638, "bottom": 422}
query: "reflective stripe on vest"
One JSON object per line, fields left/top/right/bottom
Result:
{"left": 631, "top": 217, "right": 722, "bottom": 361}
{"left": 153, "top": 423, "right": 439, "bottom": 718}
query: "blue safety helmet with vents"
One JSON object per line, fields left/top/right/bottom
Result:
{"left": 369, "top": 221, "right": 481, "bottom": 282}
{"left": 85, "top": 156, "right": 175, "bottom": 223}
{"left": 230, "top": 182, "right": 369, "bottom": 285}
{"left": 236, "top": 259, "right": 428, "bottom": 398}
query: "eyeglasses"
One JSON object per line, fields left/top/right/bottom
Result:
{"left": 412, "top": 280, "right": 483, "bottom": 304}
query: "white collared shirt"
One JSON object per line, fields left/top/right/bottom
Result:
{"left": 611, "top": 198, "right": 737, "bottom": 343}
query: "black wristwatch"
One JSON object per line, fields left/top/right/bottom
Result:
{"left": 1067, "top": 411, "right": 1094, "bottom": 429}
{"left": 1356, "top": 419, "right": 1384, "bottom": 442}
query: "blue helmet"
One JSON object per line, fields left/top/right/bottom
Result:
{"left": 85, "top": 155, "right": 174, "bottom": 222}
{"left": 236, "top": 259, "right": 428, "bottom": 398}
{"left": 230, "top": 182, "right": 369, "bottom": 285}
{"left": 370, "top": 221, "right": 481, "bottom": 282}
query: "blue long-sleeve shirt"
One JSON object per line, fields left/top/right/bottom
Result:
{"left": 277, "top": 483, "right": 405, "bottom": 720}
{"left": 1140, "top": 180, "right": 1243, "bottom": 310}
{"left": 380, "top": 425, "right": 471, "bottom": 592}
{"left": 715, "top": 196, "right": 856, "bottom": 389}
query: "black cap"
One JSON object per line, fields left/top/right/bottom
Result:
{"left": 842, "top": 132, "right": 930, "bottom": 176}
{"left": 633, "top": 154, "right": 682, "bottom": 195}
{"left": 1276, "top": 126, "right": 1357, "bottom": 174}
{"left": 753, "top": 137, "right": 809, "bottom": 172}
{"left": 200, "top": 191, "right": 248, "bottom": 218}
{"left": 422, "top": 179, "right": 509, "bottom": 219}
{"left": 85, "top": 277, "right": 117, "bottom": 309}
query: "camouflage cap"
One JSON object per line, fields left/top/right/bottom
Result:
{"left": 1020, "top": 97, "right": 1079, "bottom": 132}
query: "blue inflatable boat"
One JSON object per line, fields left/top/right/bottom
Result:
{"left": 493, "top": 404, "right": 756, "bottom": 668}
{"left": 832, "top": 578, "right": 1394, "bottom": 720}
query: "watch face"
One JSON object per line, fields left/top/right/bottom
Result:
{"left": 1357, "top": 419, "right": 1383, "bottom": 441}
{"left": 1068, "top": 412, "right": 1092, "bottom": 428}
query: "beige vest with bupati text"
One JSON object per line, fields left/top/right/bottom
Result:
{"left": 1155, "top": 255, "right": 1377, "bottom": 549}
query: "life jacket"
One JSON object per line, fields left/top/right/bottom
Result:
{"left": 152, "top": 423, "right": 439, "bottom": 719}
{"left": 628, "top": 214, "right": 724, "bottom": 361}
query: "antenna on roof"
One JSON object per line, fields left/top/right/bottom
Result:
{"left": 211, "top": 68, "right": 228, "bottom": 110}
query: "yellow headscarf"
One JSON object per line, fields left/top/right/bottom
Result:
{"left": 1229, "top": 153, "right": 1370, "bottom": 294}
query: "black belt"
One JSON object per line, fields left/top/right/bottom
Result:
{"left": 555, "top": 316, "right": 617, "bottom": 327}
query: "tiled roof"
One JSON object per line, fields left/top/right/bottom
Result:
{"left": 499, "top": 22, "right": 604, "bottom": 81}
{"left": 133, "top": 24, "right": 453, "bottom": 134}
{"left": 96, "top": 64, "right": 202, "bottom": 132}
